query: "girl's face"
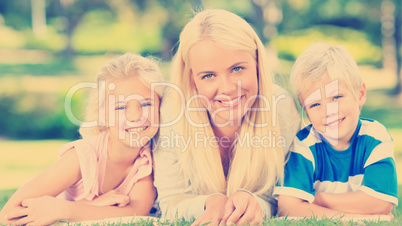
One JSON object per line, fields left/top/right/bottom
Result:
{"left": 189, "top": 39, "right": 258, "bottom": 126}
{"left": 106, "top": 76, "right": 160, "bottom": 148}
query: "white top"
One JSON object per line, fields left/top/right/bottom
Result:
{"left": 153, "top": 84, "right": 301, "bottom": 220}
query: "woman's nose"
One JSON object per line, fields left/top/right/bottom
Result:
{"left": 219, "top": 75, "right": 237, "bottom": 94}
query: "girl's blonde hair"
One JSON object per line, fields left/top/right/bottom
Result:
{"left": 164, "top": 9, "right": 283, "bottom": 207}
{"left": 290, "top": 43, "right": 363, "bottom": 104}
{"left": 79, "top": 53, "right": 164, "bottom": 138}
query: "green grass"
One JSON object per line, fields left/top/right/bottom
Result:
{"left": 0, "top": 185, "right": 400, "bottom": 225}
{"left": 0, "top": 140, "right": 66, "bottom": 190}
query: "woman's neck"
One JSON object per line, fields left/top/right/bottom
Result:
{"left": 212, "top": 123, "right": 240, "bottom": 145}
{"left": 212, "top": 124, "right": 240, "bottom": 178}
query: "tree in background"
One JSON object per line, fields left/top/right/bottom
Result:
{"left": 0, "top": 0, "right": 400, "bottom": 93}
{"left": 56, "top": 0, "right": 110, "bottom": 56}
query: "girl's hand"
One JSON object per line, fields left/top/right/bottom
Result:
{"left": 90, "top": 190, "right": 130, "bottom": 207}
{"left": 6, "top": 195, "right": 68, "bottom": 225}
{"left": 192, "top": 194, "right": 228, "bottom": 226}
{"left": 221, "top": 191, "right": 263, "bottom": 225}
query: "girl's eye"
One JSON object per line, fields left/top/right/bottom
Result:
{"left": 202, "top": 74, "right": 214, "bottom": 80}
{"left": 116, "top": 106, "right": 126, "bottom": 110}
{"left": 333, "top": 95, "right": 343, "bottom": 100}
{"left": 309, "top": 103, "right": 320, "bottom": 109}
{"left": 232, "top": 66, "right": 243, "bottom": 72}
{"left": 141, "top": 103, "right": 151, "bottom": 107}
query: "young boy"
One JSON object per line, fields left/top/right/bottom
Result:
{"left": 274, "top": 43, "right": 398, "bottom": 219}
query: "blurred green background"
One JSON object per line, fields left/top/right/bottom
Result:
{"left": 0, "top": 0, "right": 401, "bottom": 203}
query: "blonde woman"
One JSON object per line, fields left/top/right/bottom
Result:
{"left": 154, "top": 9, "right": 300, "bottom": 225}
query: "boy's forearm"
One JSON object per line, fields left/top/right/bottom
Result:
{"left": 314, "top": 191, "right": 393, "bottom": 214}
{"left": 279, "top": 197, "right": 351, "bottom": 218}
{"left": 278, "top": 195, "right": 387, "bottom": 219}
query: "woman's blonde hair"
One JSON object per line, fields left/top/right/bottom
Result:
{"left": 79, "top": 53, "right": 164, "bottom": 138}
{"left": 165, "top": 9, "right": 284, "bottom": 205}
{"left": 290, "top": 43, "right": 363, "bottom": 104}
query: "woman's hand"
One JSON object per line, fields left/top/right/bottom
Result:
{"left": 6, "top": 195, "right": 69, "bottom": 225}
{"left": 89, "top": 190, "right": 130, "bottom": 207}
{"left": 192, "top": 194, "right": 228, "bottom": 226}
{"left": 221, "top": 190, "right": 263, "bottom": 225}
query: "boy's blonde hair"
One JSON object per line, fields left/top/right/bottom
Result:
{"left": 163, "top": 9, "right": 283, "bottom": 207}
{"left": 79, "top": 53, "right": 163, "bottom": 138}
{"left": 290, "top": 43, "right": 363, "bottom": 104}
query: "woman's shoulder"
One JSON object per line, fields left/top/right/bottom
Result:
{"left": 272, "top": 84, "right": 292, "bottom": 96}
{"left": 271, "top": 84, "right": 299, "bottom": 109}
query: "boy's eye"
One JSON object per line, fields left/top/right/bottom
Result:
{"left": 115, "top": 106, "right": 126, "bottom": 110}
{"left": 309, "top": 103, "right": 320, "bottom": 109}
{"left": 232, "top": 66, "right": 243, "bottom": 72}
{"left": 202, "top": 74, "right": 214, "bottom": 80}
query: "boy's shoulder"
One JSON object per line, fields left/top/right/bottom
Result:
{"left": 293, "top": 124, "right": 323, "bottom": 152}
{"left": 296, "top": 124, "right": 317, "bottom": 142}
{"left": 358, "top": 118, "right": 392, "bottom": 142}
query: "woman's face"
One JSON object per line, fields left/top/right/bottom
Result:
{"left": 189, "top": 39, "right": 258, "bottom": 126}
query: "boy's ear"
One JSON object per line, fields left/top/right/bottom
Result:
{"left": 358, "top": 83, "right": 367, "bottom": 107}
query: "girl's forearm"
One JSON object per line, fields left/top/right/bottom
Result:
{"left": 314, "top": 191, "right": 393, "bottom": 214}
{"left": 63, "top": 200, "right": 150, "bottom": 222}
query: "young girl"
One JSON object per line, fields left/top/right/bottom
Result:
{"left": 153, "top": 9, "right": 301, "bottom": 225}
{"left": 0, "top": 53, "right": 163, "bottom": 225}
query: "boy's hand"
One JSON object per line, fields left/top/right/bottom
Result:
{"left": 221, "top": 191, "right": 263, "bottom": 225}
{"left": 387, "top": 212, "right": 394, "bottom": 220}
{"left": 6, "top": 195, "right": 68, "bottom": 225}
{"left": 313, "top": 192, "right": 325, "bottom": 207}
{"left": 192, "top": 194, "right": 228, "bottom": 226}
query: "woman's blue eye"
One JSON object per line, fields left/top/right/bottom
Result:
{"left": 116, "top": 106, "right": 126, "bottom": 110}
{"left": 232, "top": 66, "right": 243, "bottom": 72}
{"left": 202, "top": 74, "right": 214, "bottom": 80}
{"left": 141, "top": 103, "right": 151, "bottom": 107}
{"left": 309, "top": 103, "right": 320, "bottom": 109}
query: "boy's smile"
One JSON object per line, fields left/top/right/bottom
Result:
{"left": 302, "top": 74, "right": 366, "bottom": 150}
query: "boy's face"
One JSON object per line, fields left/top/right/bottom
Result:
{"left": 301, "top": 74, "right": 366, "bottom": 150}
